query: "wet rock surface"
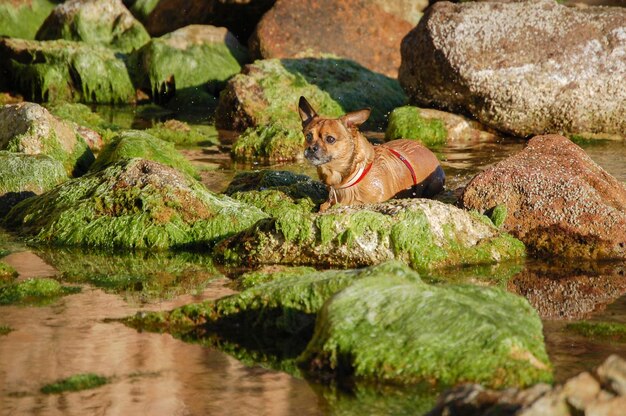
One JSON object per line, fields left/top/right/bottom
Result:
{"left": 0, "top": 103, "right": 94, "bottom": 176}
{"left": 461, "top": 135, "right": 626, "bottom": 259}
{"left": 215, "top": 198, "right": 525, "bottom": 271}
{"left": 129, "top": 25, "right": 248, "bottom": 103}
{"left": 400, "top": 0, "right": 626, "bottom": 139}
{"left": 429, "top": 354, "right": 626, "bottom": 416}
{"left": 3, "top": 158, "right": 267, "bottom": 250}
{"left": 36, "top": 0, "right": 150, "bottom": 53}
{"left": 249, "top": 0, "right": 414, "bottom": 78}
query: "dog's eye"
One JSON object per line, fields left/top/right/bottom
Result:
{"left": 325, "top": 135, "right": 336, "bottom": 144}
{"left": 305, "top": 132, "right": 313, "bottom": 143}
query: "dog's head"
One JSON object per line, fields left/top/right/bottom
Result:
{"left": 298, "top": 96, "right": 370, "bottom": 168}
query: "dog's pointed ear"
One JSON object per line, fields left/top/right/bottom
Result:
{"left": 298, "top": 96, "right": 318, "bottom": 127}
{"left": 341, "top": 108, "right": 371, "bottom": 128}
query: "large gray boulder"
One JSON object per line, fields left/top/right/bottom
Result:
{"left": 399, "top": 0, "right": 626, "bottom": 139}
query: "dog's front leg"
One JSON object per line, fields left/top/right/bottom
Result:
{"left": 319, "top": 187, "right": 339, "bottom": 212}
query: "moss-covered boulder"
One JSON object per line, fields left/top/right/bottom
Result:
{"left": 216, "top": 57, "right": 407, "bottom": 161}
{"left": 89, "top": 130, "right": 198, "bottom": 178}
{"left": 0, "top": 151, "right": 68, "bottom": 217}
{"left": 129, "top": 25, "right": 248, "bottom": 103}
{"left": 385, "top": 106, "right": 497, "bottom": 146}
{"left": 36, "top": 0, "right": 150, "bottom": 53}
{"left": 3, "top": 158, "right": 267, "bottom": 250}
{"left": 0, "top": 38, "right": 136, "bottom": 104}
{"left": 0, "top": 277, "right": 79, "bottom": 305}
{"left": 300, "top": 274, "right": 552, "bottom": 388}
{"left": 0, "top": 103, "right": 94, "bottom": 176}
{"left": 224, "top": 170, "right": 327, "bottom": 204}
{"left": 46, "top": 102, "right": 120, "bottom": 148}
{"left": 0, "top": 0, "right": 57, "bottom": 40}
{"left": 145, "top": 120, "right": 219, "bottom": 146}
{"left": 215, "top": 198, "right": 525, "bottom": 272}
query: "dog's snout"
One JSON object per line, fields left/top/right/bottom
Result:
{"left": 309, "top": 144, "right": 319, "bottom": 153}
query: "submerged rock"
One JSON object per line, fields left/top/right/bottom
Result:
{"left": 0, "top": 0, "right": 57, "bottom": 40}
{"left": 224, "top": 170, "right": 327, "bottom": 204}
{"left": 385, "top": 106, "right": 497, "bottom": 146}
{"left": 145, "top": 120, "right": 219, "bottom": 146}
{"left": 0, "top": 151, "right": 68, "bottom": 217}
{"left": 399, "top": 0, "right": 626, "bottom": 139}
{"left": 0, "top": 103, "right": 94, "bottom": 176}
{"left": 36, "top": 0, "right": 150, "bottom": 53}
{"left": 249, "top": 0, "right": 414, "bottom": 78}
{"left": 301, "top": 273, "right": 552, "bottom": 388}
{"left": 215, "top": 198, "right": 525, "bottom": 271}
{"left": 89, "top": 130, "right": 199, "bottom": 178}
{"left": 0, "top": 38, "right": 136, "bottom": 104}
{"left": 461, "top": 135, "right": 626, "bottom": 259}
{"left": 3, "top": 158, "right": 267, "bottom": 250}
{"left": 0, "top": 277, "right": 79, "bottom": 306}
{"left": 216, "top": 57, "right": 406, "bottom": 161}
{"left": 129, "top": 25, "right": 248, "bottom": 103}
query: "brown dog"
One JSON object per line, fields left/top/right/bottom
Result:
{"left": 298, "top": 97, "right": 445, "bottom": 211}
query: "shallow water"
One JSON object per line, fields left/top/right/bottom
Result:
{"left": 1, "top": 132, "right": 626, "bottom": 415}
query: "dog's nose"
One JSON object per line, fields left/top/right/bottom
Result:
{"left": 309, "top": 144, "right": 319, "bottom": 153}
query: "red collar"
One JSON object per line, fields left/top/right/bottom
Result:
{"left": 336, "top": 162, "right": 373, "bottom": 189}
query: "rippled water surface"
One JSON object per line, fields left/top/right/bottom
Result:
{"left": 1, "top": 130, "right": 625, "bottom": 415}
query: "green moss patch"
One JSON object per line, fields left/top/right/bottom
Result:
{"left": 565, "top": 321, "right": 626, "bottom": 342}
{"left": 238, "top": 266, "right": 317, "bottom": 290}
{"left": 0, "top": 261, "right": 18, "bottom": 283}
{"left": 224, "top": 169, "right": 327, "bottom": 204}
{"left": 0, "top": 325, "right": 13, "bottom": 336}
{"left": 41, "top": 373, "right": 109, "bottom": 394}
{"left": 130, "top": 25, "right": 248, "bottom": 102}
{"left": 145, "top": 120, "right": 219, "bottom": 146}
{"left": 215, "top": 199, "right": 526, "bottom": 272}
{"left": 300, "top": 274, "right": 552, "bottom": 388}
{"left": 217, "top": 57, "right": 406, "bottom": 161}
{"left": 46, "top": 102, "right": 119, "bottom": 143}
{"left": 0, "top": 151, "right": 68, "bottom": 216}
{"left": 385, "top": 106, "right": 447, "bottom": 146}
{"left": 0, "top": 0, "right": 57, "bottom": 40}
{"left": 0, "top": 38, "right": 136, "bottom": 104}
{"left": 40, "top": 248, "right": 222, "bottom": 303}
{"left": 0, "top": 278, "right": 80, "bottom": 306}
{"left": 89, "top": 130, "right": 198, "bottom": 178}
{"left": 3, "top": 158, "right": 267, "bottom": 250}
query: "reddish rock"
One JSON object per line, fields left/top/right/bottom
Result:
{"left": 460, "top": 134, "right": 626, "bottom": 259}
{"left": 248, "top": 0, "right": 414, "bottom": 77}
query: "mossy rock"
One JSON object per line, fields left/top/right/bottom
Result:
{"left": 45, "top": 102, "right": 120, "bottom": 144}
{"left": 0, "top": 151, "right": 68, "bottom": 217}
{"left": 0, "top": 103, "right": 94, "bottom": 176}
{"left": 41, "top": 373, "right": 109, "bottom": 394}
{"left": 385, "top": 106, "right": 447, "bottom": 146}
{"left": 216, "top": 57, "right": 407, "bottom": 161}
{"left": 3, "top": 158, "right": 268, "bottom": 250}
{"left": 129, "top": 25, "right": 248, "bottom": 103}
{"left": 565, "top": 321, "right": 626, "bottom": 343}
{"left": 0, "top": 261, "right": 18, "bottom": 283}
{"left": 300, "top": 274, "right": 552, "bottom": 388}
{"left": 0, "top": 277, "right": 80, "bottom": 305}
{"left": 224, "top": 170, "right": 327, "bottom": 204}
{"left": 39, "top": 248, "right": 222, "bottom": 303}
{"left": 0, "top": 38, "right": 136, "bottom": 104}
{"left": 145, "top": 120, "right": 219, "bottom": 146}
{"left": 89, "top": 130, "right": 198, "bottom": 178}
{"left": 237, "top": 265, "right": 317, "bottom": 290}
{"left": 215, "top": 199, "right": 526, "bottom": 272}
{"left": 0, "top": 0, "right": 57, "bottom": 40}
{"left": 126, "top": 261, "right": 416, "bottom": 335}
{"left": 36, "top": 0, "right": 150, "bottom": 53}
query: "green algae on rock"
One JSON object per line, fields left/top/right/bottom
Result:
{"left": 215, "top": 199, "right": 525, "bottom": 272}
{"left": 216, "top": 57, "right": 407, "bottom": 161}
{"left": 46, "top": 102, "right": 119, "bottom": 144}
{"left": 89, "top": 130, "right": 198, "bottom": 178}
{"left": 0, "top": 324, "right": 13, "bottom": 336}
{"left": 145, "top": 120, "right": 219, "bottom": 146}
{"left": 39, "top": 248, "right": 222, "bottom": 303}
{"left": 41, "top": 373, "right": 109, "bottom": 394}
{"left": 0, "top": 103, "right": 94, "bottom": 176}
{"left": 300, "top": 274, "right": 552, "bottom": 388}
{"left": 237, "top": 265, "right": 317, "bottom": 290}
{"left": 3, "top": 158, "right": 267, "bottom": 250}
{"left": 565, "top": 321, "right": 626, "bottom": 343}
{"left": 0, "top": 151, "right": 68, "bottom": 217}
{"left": 129, "top": 25, "right": 248, "bottom": 103}
{"left": 0, "top": 0, "right": 57, "bottom": 40}
{"left": 0, "top": 38, "right": 136, "bottom": 104}
{"left": 224, "top": 170, "right": 327, "bottom": 203}
{"left": 36, "top": 0, "right": 150, "bottom": 53}
{"left": 0, "top": 277, "right": 80, "bottom": 306}
{"left": 385, "top": 106, "right": 447, "bottom": 146}
{"left": 0, "top": 261, "right": 18, "bottom": 283}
